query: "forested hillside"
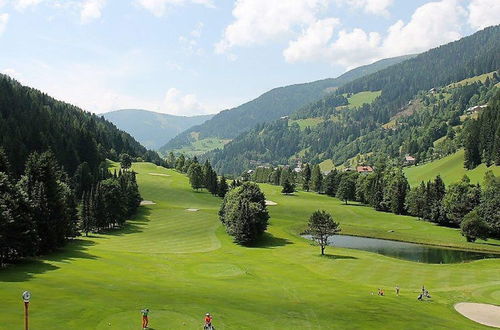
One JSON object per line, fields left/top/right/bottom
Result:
{"left": 0, "top": 75, "right": 162, "bottom": 176}
{"left": 160, "top": 55, "right": 414, "bottom": 154}
{"left": 0, "top": 76, "right": 155, "bottom": 265}
{"left": 208, "top": 25, "right": 500, "bottom": 175}
{"left": 103, "top": 109, "right": 213, "bottom": 150}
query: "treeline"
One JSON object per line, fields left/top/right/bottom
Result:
{"left": 463, "top": 89, "right": 500, "bottom": 168}
{"left": 165, "top": 152, "right": 229, "bottom": 198}
{"left": 0, "top": 74, "right": 163, "bottom": 177}
{"left": 251, "top": 162, "right": 499, "bottom": 242}
{"left": 207, "top": 26, "right": 500, "bottom": 175}
{"left": 0, "top": 149, "right": 142, "bottom": 266}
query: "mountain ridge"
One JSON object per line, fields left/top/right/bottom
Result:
{"left": 103, "top": 109, "right": 213, "bottom": 150}
{"left": 160, "top": 54, "right": 415, "bottom": 154}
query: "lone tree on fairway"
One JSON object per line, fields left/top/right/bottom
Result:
{"left": 120, "top": 153, "right": 132, "bottom": 170}
{"left": 302, "top": 163, "right": 311, "bottom": 191}
{"left": 219, "top": 182, "right": 269, "bottom": 245}
{"left": 460, "top": 210, "right": 489, "bottom": 242}
{"left": 281, "top": 177, "right": 295, "bottom": 195}
{"left": 308, "top": 210, "right": 341, "bottom": 255}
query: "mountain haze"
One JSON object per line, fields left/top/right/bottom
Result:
{"left": 103, "top": 109, "right": 213, "bottom": 150}
{"left": 160, "top": 54, "right": 415, "bottom": 154}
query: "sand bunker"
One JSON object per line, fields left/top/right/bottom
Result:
{"left": 148, "top": 173, "right": 171, "bottom": 177}
{"left": 455, "top": 302, "right": 500, "bottom": 328}
{"left": 186, "top": 208, "right": 199, "bottom": 212}
{"left": 265, "top": 200, "right": 277, "bottom": 206}
{"left": 140, "top": 200, "right": 156, "bottom": 205}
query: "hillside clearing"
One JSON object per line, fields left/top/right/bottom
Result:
{"left": 404, "top": 149, "right": 500, "bottom": 186}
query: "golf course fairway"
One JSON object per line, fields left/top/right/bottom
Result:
{"left": 1, "top": 162, "right": 500, "bottom": 329}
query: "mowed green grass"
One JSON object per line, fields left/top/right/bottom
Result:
{"left": 404, "top": 149, "right": 500, "bottom": 186}
{"left": 1, "top": 162, "right": 500, "bottom": 329}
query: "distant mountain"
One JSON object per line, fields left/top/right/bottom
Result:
{"left": 103, "top": 109, "right": 213, "bottom": 150}
{"left": 209, "top": 25, "right": 500, "bottom": 175}
{"left": 160, "top": 54, "right": 415, "bottom": 154}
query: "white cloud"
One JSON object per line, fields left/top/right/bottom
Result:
{"left": 161, "top": 87, "right": 208, "bottom": 116}
{"left": 339, "top": 0, "right": 393, "bottom": 16}
{"left": 136, "top": 0, "right": 214, "bottom": 17}
{"left": 0, "top": 13, "right": 7, "bottom": 35}
{"left": 468, "top": 0, "right": 500, "bottom": 30}
{"left": 283, "top": 18, "right": 340, "bottom": 63}
{"left": 215, "top": 0, "right": 329, "bottom": 54}
{"left": 80, "top": 0, "right": 106, "bottom": 24}
{"left": 13, "top": 0, "right": 43, "bottom": 11}
{"left": 285, "top": 0, "right": 467, "bottom": 69}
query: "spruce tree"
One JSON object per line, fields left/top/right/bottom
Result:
{"left": 302, "top": 163, "right": 311, "bottom": 191}
{"left": 217, "top": 176, "right": 229, "bottom": 198}
{"left": 311, "top": 165, "right": 323, "bottom": 193}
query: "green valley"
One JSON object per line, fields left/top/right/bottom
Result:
{"left": 1, "top": 162, "right": 499, "bottom": 329}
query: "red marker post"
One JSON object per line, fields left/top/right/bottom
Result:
{"left": 22, "top": 291, "right": 31, "bottom": 330}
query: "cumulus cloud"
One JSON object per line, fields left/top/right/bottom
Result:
{"left": 339, "top": 0, "right": 393, "bottom": 16}
{"left": 468, "top": 0, "right": 500, "bottom": 30}
{"left": 80, "top": 0, "right": 106, "bottom": 24}
{"left": 0, "top": 13, "right": 7, "bottom": 36}
{"left": 161, "top": 87, "right": 208, "bottom": 116}
{"left": 215, "top": 0, "right": 329, "bottom": 54}
{"left": 283, "top": 18, "right": 340, "bottom": 63}
{"left": 136, "top": 0, "right": 214, "bottom": 17}
{"left": 285, "top": 0, "right": 468, "bottom": 69}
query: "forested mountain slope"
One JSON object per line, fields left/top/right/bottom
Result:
{"left": 103, "top": 109, "right": 213, "bottom": 150}
{"left": 208, "top": 25, "right": 500, "bottom": 175}
{"left": 0, "top": 75, "right": 161, "bottom": 175}
{"left": 160, "top": 55, "right": 414, "bottom": 155}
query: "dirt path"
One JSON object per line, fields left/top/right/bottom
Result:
{"left": 454, "top": 302, "right": 500, "bottom": 328}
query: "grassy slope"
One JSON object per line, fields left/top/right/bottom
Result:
{"left": 346, "top": 91, "right": 381, "bottom": 108}
{"left": 1, "top": 162, "right": 499, "bottom": 329}
{"left": 169, "top": 137, "right": 231, "bottom": 156}
{"left": 404, "top": 149, "right": 500, "bottom": 186}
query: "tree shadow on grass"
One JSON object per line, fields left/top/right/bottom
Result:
{"left": 247, "top": 232, "right": 293, "bottom": 249}
{"left": 320, "top": 253, "right": 358, "bottom": 260}
{"left": 0, "top": 239, "right": 98, "bottom": 282}
{"left": 100, "top": 207, "right": 152, "bottom": 237}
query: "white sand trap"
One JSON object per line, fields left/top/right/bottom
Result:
{"left": 148, "top": 172, "right": 171, "bottom": 177}
{"left": 455, "top": 303, "right": 500, "bottom": 328}
{"left": 265, "top": 200, "right": 277, "bottom": 206}
{"left": 140, "top": 200, "right": 156, "bottom": 205}
{"left": 186, "top": 208, "right": 199, "bottom": 212}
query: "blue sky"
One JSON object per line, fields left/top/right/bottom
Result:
{"left": 0, "top": 0, "right": 499, "bottom": 115}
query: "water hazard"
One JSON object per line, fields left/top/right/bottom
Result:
{"left": 303, "top": 234, "right": 500, "bottom": 264}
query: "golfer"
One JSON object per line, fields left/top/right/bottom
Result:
{"left": 141, "top": 308, "right": 149, "bottom": 329}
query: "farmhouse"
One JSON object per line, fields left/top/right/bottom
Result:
{"left": 356, "top": 166, "right": 373, "bottom": 174}
{"left": 404, "top": 155, "right": 416, "bottom": 165}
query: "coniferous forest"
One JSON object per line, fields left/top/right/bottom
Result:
{"left": 0, "top": 74, "right": 158, "bottom": 265}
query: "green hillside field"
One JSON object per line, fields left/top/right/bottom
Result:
{"left": 1, "top": 162, "right": 499, "bottom": 329}
{"left": 404, "top": 149, "right": 500, "bottom": 186}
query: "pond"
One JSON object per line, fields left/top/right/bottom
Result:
{"left": 302, "top": 234, "right": 500, "bottom": 264}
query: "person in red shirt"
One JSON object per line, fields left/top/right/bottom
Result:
{"left": 204, "top": 313, "right": 213, "bottom": 328}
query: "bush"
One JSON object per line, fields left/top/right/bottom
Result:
{"left": 460, "top": 210, "right": 489, "bottom": 242}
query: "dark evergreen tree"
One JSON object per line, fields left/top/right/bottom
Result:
{"left": 311, "top": 165, "right": 323, "bottom": 193}
{"left": 120, "top": 153, "right": 132, "bottom": 170}
{"left": 217, "top": 176, "right": 229, "bottom": 198}
{"left": 281, "top": 177, "right": 295, "bottom": 195}
{"left": 219, "top": 182, "right": 269, "bottom": 245}
{"left": 302, "top": 163, "right": 311, "bottom": 191}
{"left": 187, "top": 163, "right": 204, "bottom": 191}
